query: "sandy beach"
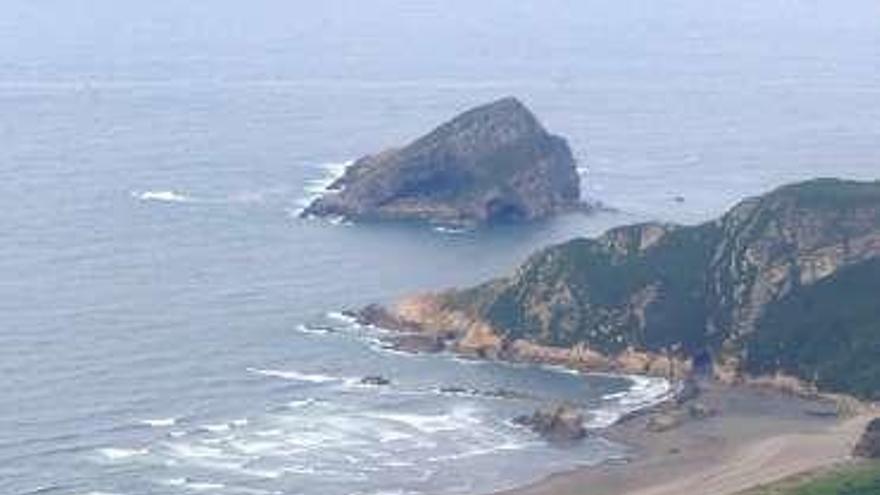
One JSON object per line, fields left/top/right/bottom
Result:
{"left": 498, "top": 384, "right": 876, "bottom": 495}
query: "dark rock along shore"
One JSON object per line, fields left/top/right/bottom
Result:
{"left": 302, "top": 97, "right": 582, "bottom": 226}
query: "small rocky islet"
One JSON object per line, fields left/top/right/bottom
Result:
{"left": 301, "top": 97, "right": 583, "bottom": 227}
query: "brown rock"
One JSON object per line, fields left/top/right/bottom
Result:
{"left": 514, "top": 404, "right": 587, "bottom": 442}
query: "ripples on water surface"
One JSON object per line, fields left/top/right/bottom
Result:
{"left": 2, "top": 0, "right": 879, "bottom": 493}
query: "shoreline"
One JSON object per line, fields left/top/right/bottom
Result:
{"left": 340, "top": 309, "right": 876, "bottom": 495}
{"left": 495, "top": 383, "right": 876, "bottom": 495}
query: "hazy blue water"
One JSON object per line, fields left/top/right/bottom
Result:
{"left": 2, "top": 1, "right": 880, "bottom": 494}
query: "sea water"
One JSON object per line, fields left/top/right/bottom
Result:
{"left": 2, "top": 1, "right": 879, "bottom": 494}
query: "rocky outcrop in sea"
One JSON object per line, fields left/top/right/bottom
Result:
{"left": 513, "top": 404, "right": 587, "bottom": 442}
{"left": 301, "top": 97, "right": 582, "bottom": 226}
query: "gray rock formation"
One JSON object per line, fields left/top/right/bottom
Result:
{"left": 302, "top": 97, "right": 581, "bottom": 226}
{"left": 853, "top": 418, "right": 880, "bottom": 458}
{"left": 514, "top": 404, "right": 587, "bottom": 441}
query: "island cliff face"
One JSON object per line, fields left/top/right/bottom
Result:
{"left": 301, "top": 97, "right": 581, "bottom": 226}
{"left": 358, "top": 179, "right": 880, "bottom": 399}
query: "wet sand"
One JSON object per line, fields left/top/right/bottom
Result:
{"left": 497, "top": 384, "right": 875, "bottom": 495}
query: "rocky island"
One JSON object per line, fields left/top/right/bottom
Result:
{"left": 356, "top": 178, "right": 880, "bottom": 400}
{"left": 301, "top": 97, "right": 582, "bottom": 226}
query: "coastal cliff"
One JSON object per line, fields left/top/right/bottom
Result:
{"left": 357, "top": 179, "right": 880, "bottom": 399}
{"left": 301, "top": 97, "right": 581, "bottom": 226}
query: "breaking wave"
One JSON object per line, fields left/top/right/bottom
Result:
{"left": 293, "top": 160, "right": 353, "bottom": 215}
{"left": 246, "top": 367, "right": 342, "bottom": 384}
{"left": 587, "top": 374, "right": 673, "bottom": 428}
{"left": 140, "top": 417, "right": 177, "bottom": 428}
{"left": 96, "top": 447, "right": 149, "bottom": 460}
{"left": 133, "top": 190, "right": 191, "bottom": 203}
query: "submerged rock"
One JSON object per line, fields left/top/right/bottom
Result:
{"left": 360, "top": 375, "right": 391, "bottom": 386}
{"left": 302, "top": 97, "right": 582, "bottom": 226}
{"left": 853, "top": 418, "right": 880, "bottom": 458}
{"left": 514, "top": 404, "right": 587, "bottom": 441}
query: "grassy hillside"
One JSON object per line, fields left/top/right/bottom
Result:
{"left": 742, "top": 462, "right": 880, "bottom": 495}
{"left": 747, "top": 258, "right": 880, "bottom": 400}
{"left": 435, "top": 179, "right": 880, "bottom": 398}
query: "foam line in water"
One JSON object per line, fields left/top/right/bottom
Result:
{"left": 294, "top": 323, "right": 332, "bottom": 336}
{"left": 585, "top": 374, "right": 673, "bottom": 428}
{"left": 294, "top": 160, "right": 353, "bottom": 216}
{"left": 246, "top": 367, "right": 341, "bottom": 383}
{"left": 364, "top": 406, "right": 480, "bottom": 434}
{"left": 325, "top": 311, "right": 359, "bottom": 326}
{"left": 132, "top": 190, "right": 192, "bottom": 203}
{"left": 97, "top": 447, "right": 149, "bottom": 460}
{"left": 432, "top": 225, "right": 470, "bottom": 235}
{"left": 140, "top": 418, "right": 177, "bottom": 427}
{"left": 163, "top": 478, "right": 226, "bottom": 491}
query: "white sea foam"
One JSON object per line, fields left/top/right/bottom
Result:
{"left": 294, "top": 160, "right": 353, "bottom": 216}
{"left": 186, "top": 482, "right": 225, "bottom": 492}
{"left": 373, "top": 425, "right": 416, "bottom": 443}
{"left": 426, "top": 439, "right": 530, "bottom": 462}
{"left": 200, "top": 423, "right": 232, "bottom": 433}
{"left": 294, "top": 323, "right": 332, "bottom": 336}
{"left": 141, "top": 417, "right": 177, "bottom": 427}
{"left": 254, "top": 428, "right": 285, "bottom": 437}
{"left": 247, "top": 367, "right": 340, "bottom": 383}
{"left": 287, "top": 398, "right": 319, "bottom": 409}
{"left": 97, "top": 447, "right": 149, "bottom": 460}
{"left": 133, "top": 190, "right": 191, "bottom": 203}
{"left": 326, "top": 215, "right": 354, "bottom": 226}
{"left": 165, "top": 442, "right": 227, "bottom": 460}
{"left": 366, "top": 406, "right": 479, "bottom": 434}
{"left": 229, "top": 439, "right": 285, "bottom": 455}
{"left": 585, "top": 374, "right": 673, "bottom": 428}
{"left": 539, "top": 363, "right": 582, "bottom": 376}
{"left": 325, "top": 311, "right": 358, "bottom": 326}
{"left": 164, "top": 478, "right": 226, "bottom": 491}
{"left": 239, "top": 467, "right": 285, "bottom": 479}
{"left": 432, "top": 225, "right": 469, "bottom": 235}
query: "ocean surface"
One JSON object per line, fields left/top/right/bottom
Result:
{"left": 2, "top": 1, "right": 879, "bottom": 494}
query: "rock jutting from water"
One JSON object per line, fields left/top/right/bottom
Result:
{"left": 301, "top": 97, "right": 583, "bottom": 227}
{"left": 513, "top": 404, "right": 588, "bottom": 442}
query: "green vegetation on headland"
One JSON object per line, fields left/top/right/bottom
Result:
{"left": 437, "top": 179, "right": 880, "bottom": 398}
{"left": 748, "top": 258, "right": 880, "bottom": 400}
{"left": 741, "top": 462, "right": 880, "bottom": 495}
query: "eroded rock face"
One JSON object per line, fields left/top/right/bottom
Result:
{"left": 853, "top": 418, "right": 880, "bottom": 458}
{"left": 514, "top": 405, "right": 587, "bottom": 441}
{"left": 301, "top": 97, "right": 581, "bottom": 226}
